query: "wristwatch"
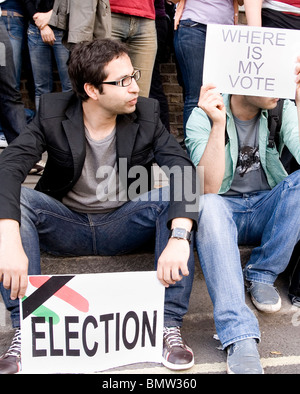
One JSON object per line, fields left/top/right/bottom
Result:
{"left": 169, "top": 228, "right": 192, "bottom": 243}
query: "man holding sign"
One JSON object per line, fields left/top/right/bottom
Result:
{"left": 186, "top": 36, "right": 300, "bottom": 374}
{"left": 0, "top": 39, "right": 199, "bottom": 373}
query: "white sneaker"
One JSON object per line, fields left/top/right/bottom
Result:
{"left": 0, "top": 133, "right": 8, "bottom": 148}
{"left": 29, "top": 160, "right": 45, "bottom": 175}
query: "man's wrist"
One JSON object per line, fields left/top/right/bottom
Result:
{"left": 169, "top": 227, "right": 192, "bottom": 243}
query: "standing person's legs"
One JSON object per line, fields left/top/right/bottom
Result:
{"left": 111, "top": 13, "right": 157, "bottom": 98}
{"left": 27, "top": 24, "right": 53, "bottom": 111}
{"left": 52, "top": 28, "right": 72, "bottom": 93}
{"left": 2, "top": 12, "right": 26, "bottom": 90}
{"left": 0, "top": 18, "right": 26, "bottom": 143}
{"left": 149, "top": 16, "right": 170, "bottom": 131}
{"left": 174, "top": 20, "right": 206, "bottom": 137}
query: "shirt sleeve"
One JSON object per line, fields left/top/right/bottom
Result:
{"left": 185, "top": 107, "right": 212, "bottom": 167}
{"left": 281, "top": 99, "right": 300, "bottom": 164}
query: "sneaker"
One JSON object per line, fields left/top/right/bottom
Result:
{"left": 162, "top": 326, "right": 194, "bottom": 370}
{"left": 227, "top": 338, "right": 264, "bottom": 374}
{"left": 289, "top": 295, "right": 300, "bottom": 308}
{"left": 0, "top": 329, "right": 21, "bottom": 374}
{"left": 249, "top": 282, "right": 281, "bottom": 313}
{"left": 0, "top": 133, "right": 8, "bottom": 148}
{"left": 29, "top": 160, "right": 45, "bottom": 175}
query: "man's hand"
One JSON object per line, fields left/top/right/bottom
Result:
{"left": 33, "top": 10, "right": 53, "bottom": 30}
{"left": 0, "top": 220, "right": 29, "bottom": 300}
{"left": 157, "top": 238, "right": 190, "bottom": 288}
{"left": 40, "top": 25, "right": 56, "bottom": 45}
{"left": 198, "top": 84, "right": 226, "bottom": 128}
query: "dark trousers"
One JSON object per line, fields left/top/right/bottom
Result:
{"left": 150, "top": 16, "right": 170, "bottom": 132}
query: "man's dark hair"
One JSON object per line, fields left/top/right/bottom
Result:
{"left": 68, "top": 39, "right": 129, "bottom": 101}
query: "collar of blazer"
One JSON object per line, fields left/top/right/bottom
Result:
{"left": 62, "top": 94, "right": 140, "bottom": 174}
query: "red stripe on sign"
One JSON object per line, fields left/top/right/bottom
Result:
{"left": 29, "top": 276, "right": 89, "bottom": 313}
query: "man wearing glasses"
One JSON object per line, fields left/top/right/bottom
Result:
{"left": 0, "top": 39, "right": 199, "bottom": 373}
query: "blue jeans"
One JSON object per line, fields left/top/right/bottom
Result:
{"left": 27, "top": 24, "right": 72, "bottom": 110}
{"left": 0, "top": 17, "right": 26, "bottom": 143}
{"left": 0, "top": 186, "right": 195, "bottom": 329}
{"left": 195, "top": 171, "right": 300, "bottom": 348}
{"left": 174, "top": 20, "right": 207, "bottom": 136}
{"left": 2, "top": 13, "right": 26, "bottom": 90}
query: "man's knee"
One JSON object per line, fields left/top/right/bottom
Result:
{"left": 200, "top": 193, "right": 228, "bottom": 216}
{"left": 20, "top": 187, "right": 39, "bottom": 206}
{"left": 198, "top": 193, "right": 231, "bottom": 230}
{"left": 283, "top": 169, "right": 300, "bottom": 187}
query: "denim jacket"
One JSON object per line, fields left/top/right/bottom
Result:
{"left": 186, "top": 94, "right": 300, "bottom": 194}
{"left": 49, "top": 0, "right": 111, "bottom": 47}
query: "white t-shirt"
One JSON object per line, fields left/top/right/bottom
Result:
{"left": 181, "top": 0, "right": 235, "bottom": 26}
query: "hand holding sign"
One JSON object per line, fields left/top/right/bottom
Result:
{"left": 198, "top": 84, "right": 226, "bottom": 127}
{"left": 203, "top": 24, "right": 300, "bottom": 99}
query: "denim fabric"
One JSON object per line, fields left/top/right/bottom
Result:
{"left": 195, "top": 170, "right": 300, "bottom": 348}
{"left": 27, "top": 24, "right": 72, "bottom": 110}
{"left": 0, "top": 17, "right": 26, "bottom": 143}
{"left": 174, "top": 19, "right": 207, "bottom": 136}
{"left": 111, "top": 13, "right": 157, "bottom": 98}
{"left": 2, "top": 13, "right": 26, "bottom": 89}
{"left": 0, "top": 186, "right": 195, "bottom": 329}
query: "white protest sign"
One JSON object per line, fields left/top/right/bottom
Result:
{"left": 20, "top": 271, "right": 164, "bottom": 374}
{"left": 203, "top": 24, "right": 300, "bottom": 99}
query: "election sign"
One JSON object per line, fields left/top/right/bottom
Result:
{"left": 203, "top": 24, "right": 300, "bottom": 99}
{"left": 20, "top": 271, "right": 165, "bottom": 374}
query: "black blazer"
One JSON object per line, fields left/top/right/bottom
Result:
{"left": 0, "top": 92, "right": 198, "bottom": 228}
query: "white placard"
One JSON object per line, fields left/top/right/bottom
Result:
{"left": 203, "top": 24, "right": 300, "bottom": 99}
{"left": 20, "top": 271, "right": 165, "bottom": 374}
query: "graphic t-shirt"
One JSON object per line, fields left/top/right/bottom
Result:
{"left": 226, "top": 113, "right": 271, "bottom": 195}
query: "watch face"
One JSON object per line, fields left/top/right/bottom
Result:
{"left": 170, "top": 228, "right": 191, "bottom": 243}
{"left": 174, "top": 228, "right": 186, "bottom": 238}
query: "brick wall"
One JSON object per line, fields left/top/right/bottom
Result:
{"left": 160, "top": 53, "right": 184, "bottom": 139}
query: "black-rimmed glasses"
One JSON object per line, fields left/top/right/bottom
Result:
{"left": 102, "top": 70, "right": 141, "bottom": 87}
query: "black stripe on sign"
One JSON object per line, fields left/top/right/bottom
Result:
{"left": 22, "top": 276, "right": 75, "bottom": 320}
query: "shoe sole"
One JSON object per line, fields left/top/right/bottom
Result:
{"left": 161, "top": 357, "right": 195, "bottom": 371}
{"left": 251, "top": 295, "right": 282, "bottom": 313}
{"left": 227, "top": 363, "right": 264, "bottom": 374}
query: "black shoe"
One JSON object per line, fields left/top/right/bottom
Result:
{"left": 162, "top": 326, "right": 194, "bottom": 370}
{"left": 0, "top": 329, "right": 21, "bottom": 374}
